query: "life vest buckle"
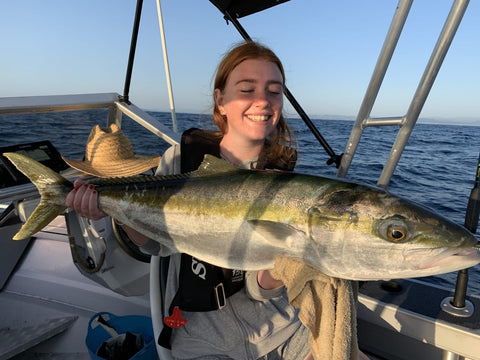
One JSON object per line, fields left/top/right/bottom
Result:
{"left": 214, "top": 283, "right": 226, "bottom": 310}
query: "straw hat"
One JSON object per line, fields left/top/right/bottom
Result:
{"left": 62, "top": 123, "right": 161, "bottom": 178}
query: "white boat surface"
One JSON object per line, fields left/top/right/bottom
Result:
{"left": 1, "top": 1, "right": 479, "bottom": 360}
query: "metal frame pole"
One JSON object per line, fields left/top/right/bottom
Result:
{"left": 156, "top": 0, "right": 178, "bottom": 133}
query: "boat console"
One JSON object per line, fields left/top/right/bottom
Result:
{"left": 0, "top": 140, "right": 68, "bottom": 189}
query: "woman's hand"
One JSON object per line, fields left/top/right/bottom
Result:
{"left": 65, "top": 179, "right": 150, "bottom": 246}
{"left": 65, "top": 179, "right": 107, "bottom": 220}
{"left": 257, "top": 270, "right": 284, "bottom": 290}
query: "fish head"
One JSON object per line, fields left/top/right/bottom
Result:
{"left": 306, "top": 182, "right": 480, "bottom": 280}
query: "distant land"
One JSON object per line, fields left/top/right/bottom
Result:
{"left": 147, "top": 110, "right": 480, "bottom": 127}
{"left": 289, "top": 114, "right": 480, "bottom": 127}
{"left": 418, "top": 117, "right": 480, "bottom": 127}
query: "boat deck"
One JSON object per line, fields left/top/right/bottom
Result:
{"left": 0, "top": 216, "right": 151, "bottom": 359}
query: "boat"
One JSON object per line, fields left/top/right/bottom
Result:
{"left": 1, "top": 1, "right": 479, "bottom": 359}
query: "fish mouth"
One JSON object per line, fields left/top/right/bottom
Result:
{"left": 420, "top": 245, "right": 480, "bottom": 271}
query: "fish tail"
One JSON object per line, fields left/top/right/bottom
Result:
{"left": 3, "top": 152, "right": 73, "bottom": 240}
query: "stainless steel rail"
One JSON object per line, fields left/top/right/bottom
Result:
{"left": 337, "top": 0, "right": 470, "bottom": 189}
{"left": 0, "top": 93, "right": 180, "bottom": 204}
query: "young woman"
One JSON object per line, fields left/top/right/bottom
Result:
{"left": 67, "top": 41, "right": 357, "bottom": 359}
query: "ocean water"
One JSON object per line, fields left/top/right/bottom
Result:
{"left": 1, "top": 109, "right": 479, "bottom": 295}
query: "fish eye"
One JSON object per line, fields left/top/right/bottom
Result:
{"left": 377, "top": 217, "right": 410, "bottom": 243}
{"left": 387, "top": 225, "right": 407, "bottom": 242}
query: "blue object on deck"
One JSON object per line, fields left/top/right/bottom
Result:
{"left": 86, "top": 312, "right": 157, "bottom": 360}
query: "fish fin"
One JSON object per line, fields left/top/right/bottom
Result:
{"left": 194, "top": 154, "right": 241, "bottom": 175}
{"left": 248, "top": 219, "right": 306, "bottom": 248}
{"left": 308, "top": 207, "right": 358, "bottom": 222}
{"left": 2, "top": 152, "right": 73, "bottom": 240}
{"left": 87, "top": 154, "right": 240, "bottom": 186}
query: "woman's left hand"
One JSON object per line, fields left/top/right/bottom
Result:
{"left": 257, "top": 270, "right": 284, "bottom": 290}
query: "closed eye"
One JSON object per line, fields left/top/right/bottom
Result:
{"left": 268, "top": 90, "right": 282, "bottom": 95}
{"left": 268, "top": 85, "right": 283, "bottom": 95}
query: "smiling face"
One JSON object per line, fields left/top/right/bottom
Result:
{"left": 214, "top": 58, "right": 284, "bottom": 146}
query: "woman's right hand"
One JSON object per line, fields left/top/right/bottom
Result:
{"left": 65, "top": 179, "right": 107, "bottom": 220}
{"left": 66, "top": 179, "right": 150, "bottom": 246}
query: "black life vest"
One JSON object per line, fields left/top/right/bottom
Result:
{"left": 158, "top": 128, "right": 296, "bottom": 349}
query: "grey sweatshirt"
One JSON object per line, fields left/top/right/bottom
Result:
{"left": 147, "top": 144, "right": 305, "bottom": 359}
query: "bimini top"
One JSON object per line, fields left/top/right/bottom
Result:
{"left": 209, "top": 0, "right": 290, "bottom": 19}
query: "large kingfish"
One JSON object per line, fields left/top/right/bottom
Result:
{"left": 4, "top": 152, "right": 480, "bottom": 280}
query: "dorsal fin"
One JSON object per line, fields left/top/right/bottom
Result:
{"left": 88, "top": 155, "right": 241, "bottom": 187}
{"left": 194, "top": 154, "right": 241, "bottom": 175}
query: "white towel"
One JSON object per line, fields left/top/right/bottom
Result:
{"left": 271, "top": 257, "right": 359, "bottom": 360}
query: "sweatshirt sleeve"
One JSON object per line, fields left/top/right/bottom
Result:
{"left": 155, "top": 144, "right": 181, "bottom": 176}
{"left": 245, "top": 271, "right": 286, "bottom": 300}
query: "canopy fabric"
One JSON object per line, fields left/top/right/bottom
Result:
{"left": 209, "top": 0, "right": 290, "bottom": 19}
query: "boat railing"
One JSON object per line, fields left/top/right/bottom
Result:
{"left": 339, "top": 2, "right": 479, "bottom": 358}
{"left": 336, "top": 0, "right": 470, "bottom": 189}
{"left": 0, "top": 92, "right": 180, "bottom": 204}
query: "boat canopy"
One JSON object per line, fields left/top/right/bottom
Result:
{"left": 209, "top": 0, "right": 290, "bottom": 18}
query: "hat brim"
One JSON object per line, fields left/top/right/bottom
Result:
{"left": 62, "top": 154, "right": 161, "bottom": 178}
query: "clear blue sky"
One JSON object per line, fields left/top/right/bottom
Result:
{"left": 1, "top": 1, "right": 479, "bottom": 123}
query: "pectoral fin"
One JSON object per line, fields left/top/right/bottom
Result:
{"left": 247, "top": 220, "right": 306, "bottom": 249}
